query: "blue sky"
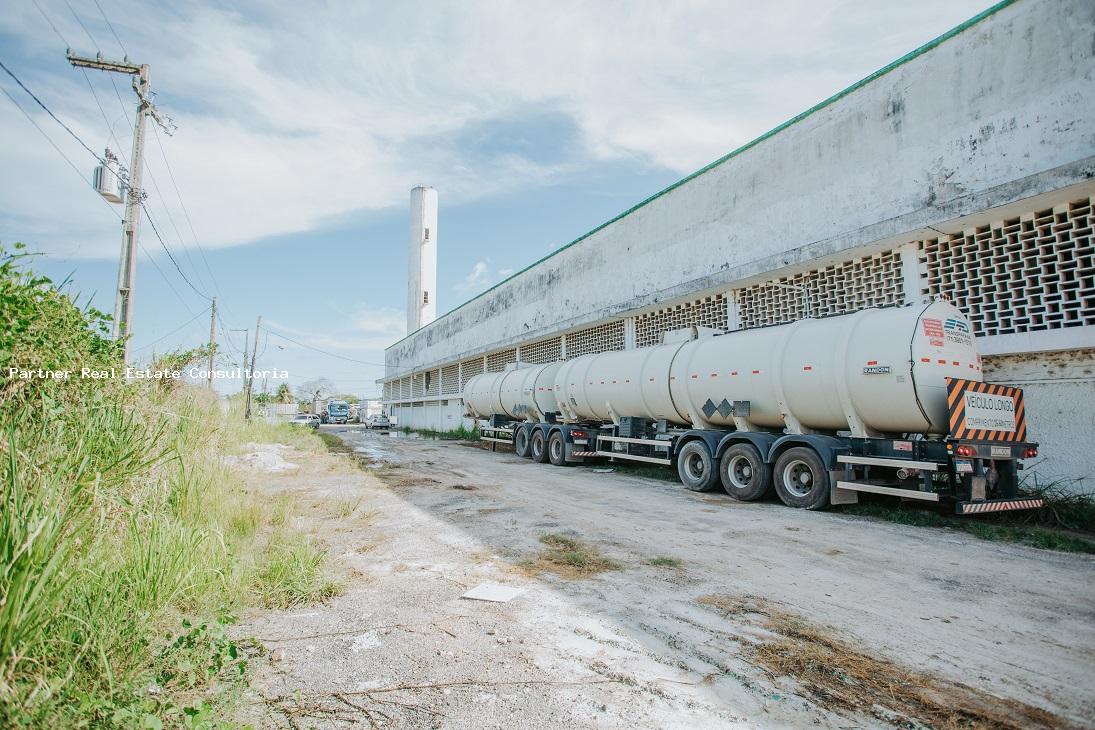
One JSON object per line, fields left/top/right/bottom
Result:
{"left": 0, "top": 0, "right": 990, "bottom": 398}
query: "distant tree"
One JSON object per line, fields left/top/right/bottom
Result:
{"left": 275, "top": 383, "right": 293, "bottom": 403}
{"left": 295, "top": 377, "right": 337, "bottom": 402}
{"left": 336, "top": 392, "right": 359, "bottom": 403}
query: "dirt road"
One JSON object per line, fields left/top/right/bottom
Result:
{"left": 237, "top": 426, "right": 1095, "bottom": 728}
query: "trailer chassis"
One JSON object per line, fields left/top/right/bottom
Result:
{"left": 478, "top": 415, "right": 1042, "bottom": 514}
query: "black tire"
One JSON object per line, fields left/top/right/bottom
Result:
{"left": 676, "top": 440, "right": 720, "bottom": 492}
{"left": 772, "top": 447, "right": 831, "bottom": 510}
{"left": 514, "top": 426, "right": 533, "bottom": 458}
{"left": 548, "top": 431, "right": 570, "bottom": 466}
{"left": 720, "top": 443, "right": 773, "bottom": 501}
{"left": 530, "top": 429, "right": 549, "bottom": 463}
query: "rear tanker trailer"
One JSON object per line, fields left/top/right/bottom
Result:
{"left": 463, "top": 301, "right": 1042, "bottom": 514}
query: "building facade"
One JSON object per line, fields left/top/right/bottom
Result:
{"left": 381, "top": 0, "right": 1095, "bottom": 488}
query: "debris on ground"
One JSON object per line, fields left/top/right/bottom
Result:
{"left": 224, "top": 443, "right": 299, "bottom": 472}
{"left": 461, "top": 583, "right": 525, "bottom": 602}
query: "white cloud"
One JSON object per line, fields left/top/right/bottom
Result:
{"left": 1, "top": 0, "right": 989, "bottom": 259}
{"left": 456, "top": 259, "right": 493, "bottom": 295}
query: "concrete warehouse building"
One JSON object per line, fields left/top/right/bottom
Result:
{"left": 380, "top": 0, "right": 1095, "bottom": 489}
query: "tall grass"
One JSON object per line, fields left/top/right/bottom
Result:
{"left": 0, "top": 245, "right": 338, "bottom": 724}
{"left": 0, "top": 385, "right": 270, "bottom": 724}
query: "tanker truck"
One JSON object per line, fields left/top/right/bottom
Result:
{"left": 462, "top": 301, "right": 1042, "bottom": 514}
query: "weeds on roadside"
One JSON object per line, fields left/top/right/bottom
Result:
{"left": 843, "top": 496, "right": 1095, "bottom": 554}
{"left": 0, "top": 245, "right": 337, "bottom": 725}
{"left": 400, "top": 424, "right": 482, "bottom": 441}
{"left": 519, "top": 533, "right": 622, "bottom": 578}
{"left": 249, "top": 531, "right": 343, "bottom": 609}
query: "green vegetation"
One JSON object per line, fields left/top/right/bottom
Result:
{"left": 0, "top": 245, "right": 339, "bottom": 726}
{"left": 577, "top": 460, "right": 679, "bottom": 482}
{"left": 248, "top": 532, "right": 343, "bottom": 609}
{"left": 402, "top": 424, "right": 481, "bottom": 441}
{"left": 520, "top": 533, "right": 622, "bottom": 578}
{"left": 843, "top": 481, "right": 1095, "bottom": 554}
{"left": 647, "top": 556, "right": 684, "bottom": 568}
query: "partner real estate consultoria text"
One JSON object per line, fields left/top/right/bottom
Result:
{"left": 5, "top": 367, "right": 289, "bottom": 381}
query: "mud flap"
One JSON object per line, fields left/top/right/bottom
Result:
{"left": 830, "top": 469, "right": 858, "bottom": 505}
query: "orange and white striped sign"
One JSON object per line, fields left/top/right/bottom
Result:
{"left": 946, "top": 378, "right": 1027, "bottom": 442}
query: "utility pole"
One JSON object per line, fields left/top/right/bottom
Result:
{"left": 206, "top": 297, "right": 217, "bottom": 388}
{"left": 231, "top": 328, "right": 249, "bottom": 405}
{"left": 245, "top": 316, "right": 261, "bottom": 421}
{"left": 68, "top": 51, "right": 156, "bottom": 367}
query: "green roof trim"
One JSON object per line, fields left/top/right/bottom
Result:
{"left": 388, "top": 0, "right": 1017, "bottom": 352}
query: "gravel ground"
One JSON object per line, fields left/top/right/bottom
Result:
{"left": 232, "top": 425, "right": 1095, "bottom": 728}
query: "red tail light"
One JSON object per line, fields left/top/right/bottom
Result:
{"left": 572, "top": 431, "right": 586, "bottom": 438}
{"left": 955, "top": 445, "right": 976, "bottom": 458}
{"left": 1023, "top": 446, "right": 1038, "bottom": 458}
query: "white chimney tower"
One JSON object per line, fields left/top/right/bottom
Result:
{"left": 407, "top": 185, "right": 438, "bottom": 333}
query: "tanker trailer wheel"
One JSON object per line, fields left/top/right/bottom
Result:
{"left": 530, "top": 429, "right": 550, "bottom": 463}
{"left": 720, "top": 443, "right": 773, "bottom": 501}
{"left": 677, "top": 440, "right": 720, "bottom": 492}
{"left": 548, "top": 431, "right": 571, "bottom": 466}
{"left": 773, "top": 447, "right": 831, "bottom": 510}
{"left": 514, "top": 426, "right": 533, "bottom": 458}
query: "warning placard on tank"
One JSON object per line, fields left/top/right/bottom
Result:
{"left": 922, "top": 317, "right": 944, "bottom": 347}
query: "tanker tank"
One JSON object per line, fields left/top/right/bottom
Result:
{"left": 544, "top": 301, "right": 976, "bottom": 437}
{"left": 463, "top": 361, "right": 561, "bottom": 422}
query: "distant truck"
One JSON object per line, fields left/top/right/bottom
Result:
{"left": 323, "top": 399, "right": 350, "bottom": 424}
{"left": 305, "top": 398, "right": 350, "bottom": 424}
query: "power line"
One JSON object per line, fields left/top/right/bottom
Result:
{"left": 141, "top": 152, "right": 213, "bottom": 295}
{"left": 134, "top": 305, "right": 210, "bottom": 353}
{"left": 91, "top": 0, "right": 128, "bottom": 57}
{"left": 62, "top": 0, "right": 100, "bottom": 52}
{"left": 69, "top": 5, "right": 214, "bottom": 297}
{"left": 265, "top": 328, "right": 387, "bottom": 367}
{"left": 0, "top": 58, "right": 105, "bottom": 163}
{"left": 140, "top": 200, "right": 212, "bottom": 301}
{"left": 31, "top": 0, "right": 70, "bottom": 46}
{"left": 150, "top": 123, "right": 222, "bottom": 297}
{"left": 137, "top": 240, "right": 196, "bottom": 316}
{"left": 58, "top": 2, "right": 215, "bottom": 302}
{"left": 0, "top": 86, "right": 123, "bottom": 221}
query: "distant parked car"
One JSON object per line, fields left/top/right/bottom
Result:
{"left": 366, "top": 414, "right": 390, "bottom": 430}
{"left": 289, "top": 413, "right": 319, "bottom": 430}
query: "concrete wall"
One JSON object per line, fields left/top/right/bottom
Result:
{"left": 983, "top": 349, "right": 1095, "bottom": 488}
{"left": 386, "top": 0, "right": 1094, "bottom": 373}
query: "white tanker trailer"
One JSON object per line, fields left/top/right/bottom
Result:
{"left": 464, "top": 301, "right": 1041, "bottom": 514}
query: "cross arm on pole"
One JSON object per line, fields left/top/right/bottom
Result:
{"left": 66, "top": 50, "right": 142, "bottom": 75}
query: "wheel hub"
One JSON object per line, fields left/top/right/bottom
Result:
{"left": 686, "top": 453, "right": 705, "bottom": 480}
{"left": 782, "top": 459, "right": 814, "bottom": 498}
{"left": 729, "top": 455, "right": 753, "bottom": 488}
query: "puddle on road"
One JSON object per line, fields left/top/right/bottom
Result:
{"left": 384, "top": 430, "right": 437, "bottom": 441}
{"left": 351, "top": 445, "right": 391, "bottom": 468}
